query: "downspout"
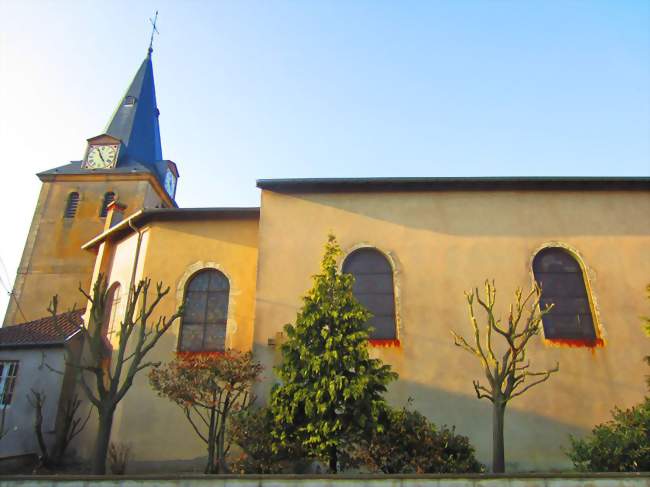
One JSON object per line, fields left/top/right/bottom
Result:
{"left": 127, "top": 220, "right": 144, "bottom": 301}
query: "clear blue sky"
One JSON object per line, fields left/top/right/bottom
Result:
{"left": 0, "top": 1, "right": 648, "bottom": 318}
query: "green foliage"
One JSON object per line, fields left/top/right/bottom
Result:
{"left": 352, "top": 405, "right": 483, "bottom": 474}
{"left": 230, "top": 407, "right": 302, "bottom": 473}
{"left": 567, "top": 397, "right": 650, "bottom": 472}
{"left": 270, "top": 234, "right": 397, "bottom": 472}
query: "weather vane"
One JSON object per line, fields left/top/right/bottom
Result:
{"left": 148, "top": 10, "right": 159, "bottom": 54}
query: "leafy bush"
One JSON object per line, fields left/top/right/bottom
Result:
{"left": 230, "top": 407, "right": 302, "bottom": 474}
{"left": 567, "top": 397, "right": 650, "bottom": 472}
{"left": 352, "top": 406, "right": 483, "bottom": 474}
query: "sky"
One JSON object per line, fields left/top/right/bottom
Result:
{"left": 0, "top": 0, "right": 648, "bottom": 321}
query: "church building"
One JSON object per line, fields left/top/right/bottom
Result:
{"left": 2, "top": 47, "right": 649, "bottom": 472}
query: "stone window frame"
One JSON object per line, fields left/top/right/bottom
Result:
{"left": 529, "top": 242, "right": 604, "bottom": 347}
{"left": 175, "top": 262, "right": 239, "bottom": 352}
{"left": 340, "top": 243, "right": 402, "bottom": 346}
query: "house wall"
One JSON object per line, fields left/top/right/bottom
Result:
{"left": 252, "top": 188, "right": 650, "bottom": 471}
{"left": 87, "top": 216, "right": 259, "bottom": 466}
{"left": 0, "top": 347, "right": 66, "bottom": 459}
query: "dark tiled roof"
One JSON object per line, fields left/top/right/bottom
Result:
{"left": 256, "top": 177, "right": 650, "bottom": 192}
{"left": 0, "top": 310, "right": 84, "bottom": 349}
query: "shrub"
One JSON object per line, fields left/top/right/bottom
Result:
{"left": 230, "top": 407, "right": 302, "bottom": 473}
{"left": 352, "top": 406, "right": 483, "bottom": 474}
{"left": 149, "top": 351, "right": 263, "bottom": 473}
{"left": 107, "top": 442, "right": 131, "bottom": 475}
{"left": 567, "top": 397, "right": 650, "bottom": 472}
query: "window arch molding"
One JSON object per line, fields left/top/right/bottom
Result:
{"left": 175, "top": 261, "right": 238, "bottom": 351}
{"left": 529, "top": 242, "right": 604, "bottom": 345}
{"left": 340, "top": 243, "right": 402, "bottom": 343}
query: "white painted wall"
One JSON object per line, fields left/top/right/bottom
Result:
{"left": 0, "top": 347, "right": 66, "bottom": 459}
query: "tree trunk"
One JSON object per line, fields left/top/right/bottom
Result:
{"left": 492, "top": 400, "right": 506, "bottom": 473}
{"left": 205, "top": 406, "right": 217, "bottom": 474}
{"left": 32, "top": 397, "right": 50, "bottom": 468}
{"left": 92, "top": 406, "right": 115, "bottom": 475}
{"left": 328, "top": 445, "right": 338, "bottom": 473}
{"left": 216, "top": 418, "right": 228, "bottom": 474}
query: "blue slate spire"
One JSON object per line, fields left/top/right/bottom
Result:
{"left": 105, "top": 50, "right": 162, "bottom": 163}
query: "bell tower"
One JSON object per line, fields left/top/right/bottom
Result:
{"left": 3, "top": 48, "right": 179, "bottom": 326}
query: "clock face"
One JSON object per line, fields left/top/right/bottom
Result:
{"left": 164, "top": 170, "right": 176, "bottom": 196}
{"left": 85, "top": 144, "right": 119, "bottom": 169}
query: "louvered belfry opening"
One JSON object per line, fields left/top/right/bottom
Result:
{"left": 99, "top": 192, "right": 115, "bottom": 217}
{"left": 179, "top": 269, "right": 230, "bottom": 352}
{"left": 343, "top": 248, "right": 397, "bottom": 340}
{"left": 64, "top": 192, "right": 80, "bottom": 218}
{"left": 533, "top": 247, "right": 597, "bottom": 341}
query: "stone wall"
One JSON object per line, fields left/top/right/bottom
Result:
{"left": 0, "top": 474, "right": 649, "bottom": 487}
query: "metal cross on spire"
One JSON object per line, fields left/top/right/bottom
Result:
{"left": 148, "top": 10, "right": 159, "bottom": 54}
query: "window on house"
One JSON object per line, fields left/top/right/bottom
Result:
{"left": 343, "top": 248, "right": 396, "bottom": 340}
{"left": 533, "top": 247, "right": 597, "bottom": 342}
{"left": 0, "top": 361, "right": 19, "bottom": 406}
{"left": 64, "top": 192, "right": 80, "bottom": 218}
{"left": 124, "top": 96, "right": 137, "bottom": 106}
{"left": 100, "top": 192, "right": 115, "bottom": 217}
{"left": 179, "top": 269, "right": 230, "bottom": 352}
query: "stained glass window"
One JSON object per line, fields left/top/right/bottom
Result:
{"left": 179, "top": 270, "right": 229, "bottom": 352}
{"left": 533, "top": 247, "right": 597, "bottom": 341}
{"left": 343, "top": 248, "right": 396, "bottom": 340}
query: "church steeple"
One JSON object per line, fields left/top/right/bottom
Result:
{"left": 104, "top": 51, "right": 162, "bottom": 164}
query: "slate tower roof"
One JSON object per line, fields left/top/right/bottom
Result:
{"left": 38, "top": 49, "right": 176, "bottom": 196}
{"left": 105, "top": 50, "right": 163, "bottom": 164}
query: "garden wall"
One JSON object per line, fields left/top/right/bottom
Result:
{"left": 1, "top": 474, "right": 649, "bottom": 487}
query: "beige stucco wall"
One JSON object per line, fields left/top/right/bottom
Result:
{"left": 89, "top": 216, "right": 259, "bottom": 465}
{"left": 4, "top": 177, "right": 166, "bottom": 326}
{"left": 253, "top": 189, "right": 650, "bottom": 472}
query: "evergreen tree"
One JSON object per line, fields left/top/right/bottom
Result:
{"left": 270, "top": 234, "right": 397, "bottom": 473}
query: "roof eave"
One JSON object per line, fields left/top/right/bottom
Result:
{"left": 82, "top": 207, "right": 260, "bottom": 250}
{"left": 256, "top": 177, "right": 650, "bottom": 192}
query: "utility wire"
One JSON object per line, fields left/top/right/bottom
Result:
{"left": 0, "top": 254, "right": 27, "bottom": 323}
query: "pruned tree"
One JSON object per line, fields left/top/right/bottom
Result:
{"left": 149, "top": 351, "right": 262, "bottom": 473}
{"left": 451, "top": 280, "right": 559, "bottom": 473}
{"left": 50, "top": 273, "right": 183, "bottom": 474}
{"left": 27, "top": 390, "right": 91, "bottom": 469}
{"left": 270, "top": 234, "right": 397, "bottom": 473}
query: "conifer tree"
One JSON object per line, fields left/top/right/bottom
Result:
{"left": 270, "top": 234, "right": 397, "bottom": 473}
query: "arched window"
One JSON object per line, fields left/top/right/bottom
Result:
{"left": 64, "top": 192, "right": 80, "bottom": 218}
{"left": 179, "top": 269, "right": 230, "bottom": 352}
{"left": 343, "top": 248, "right": 396, "bottom": 340}
{"left": 533, "top": 247, "right": 597, "bottom": 342}
{"left": 104, "top": 283, "right": 122, "bottom": 337}
{"left": 99, "top": 192, "right": 115, "bottom": 217}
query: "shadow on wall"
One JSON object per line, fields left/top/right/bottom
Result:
{"left": 386, "top": 379, "right": 586, "bottom": 472}
{"left": 252, "top": 338, "right": 586, "bottom": 472}
{"left": 278, "top": 191, "right": 650, "bottom": 237}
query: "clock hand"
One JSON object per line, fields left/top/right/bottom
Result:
{"left": 97, "top": 148, "right": 105, "bottom": 163}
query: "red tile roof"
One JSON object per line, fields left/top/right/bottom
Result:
{"left": 0, "top": 310, "right": 84, "bottom": 349}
